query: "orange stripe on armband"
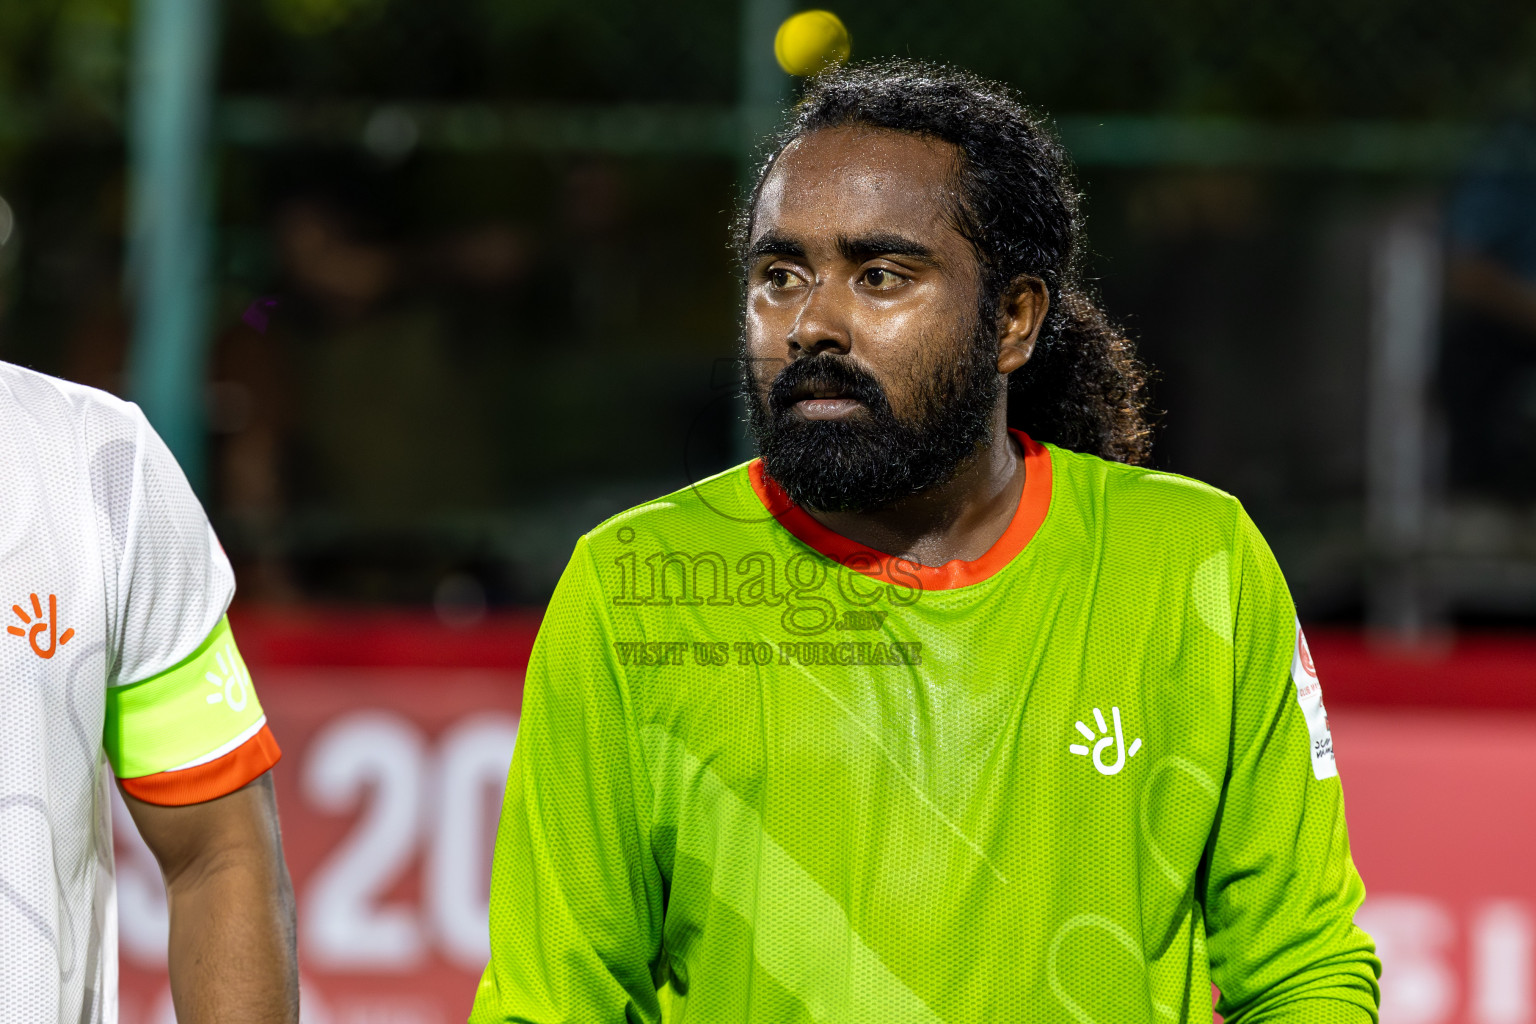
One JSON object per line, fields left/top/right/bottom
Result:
{"left": 118, "top": 724, "right": 282, "bottom": 806}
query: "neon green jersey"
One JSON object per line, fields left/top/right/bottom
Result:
{"left": 473, "top": 433, "right": 1380, "bottom": 1024}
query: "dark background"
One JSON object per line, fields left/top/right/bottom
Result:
{"left": 2, "top": 0, "right": 1534, "bottom": 633}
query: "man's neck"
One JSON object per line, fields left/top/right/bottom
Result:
{"left": 803, "top": 412, "right": 1027, "bottom": 567}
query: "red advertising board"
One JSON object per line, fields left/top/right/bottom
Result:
{"left": 113, "top": 617, "right": 1536, "bottom": 1024}
{"left": 116, "top": 666, "right": 526, "bottom": 1024}
{"left": 1338, "top": 708, "right": 1536, "bottom": 1024}
{"left": 116, "top": 610, "right": 540, "bottom": 1024}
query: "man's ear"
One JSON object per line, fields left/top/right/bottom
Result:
{"left": 996, "top": 275, "right": 1049, "bottom": 375}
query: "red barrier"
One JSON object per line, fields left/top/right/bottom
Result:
{"left": 116, "top": 665, "right": 525, "bottom": 1024}
{"left": 228, "top": 608, "right": 544, "bottom": 670}
{"left": 1307, "top": 629, "right": 1536, "bottom": 710}
{"left": 1337, "top": 708, "right": 1536, "bottom": 1023}
{"left": 112, "top": 613, "right": 1536, "bottom": 1024}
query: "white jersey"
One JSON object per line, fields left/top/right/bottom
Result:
{"left": 0, "top": 362, "right": 274, "bottom": 1024}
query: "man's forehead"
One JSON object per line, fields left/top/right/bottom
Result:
{"left": 753, "top": 127, "right": 962, "bottom": 242}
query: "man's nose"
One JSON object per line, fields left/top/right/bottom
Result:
{"left": 786, "top": 281, "right": 852, "bottom": 356}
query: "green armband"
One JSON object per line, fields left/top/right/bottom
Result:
{"left": 104, "top": 615, "right": 266, "bottom": 778}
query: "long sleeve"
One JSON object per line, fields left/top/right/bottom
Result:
{"left": 470, "top": 536, "right": 665, "bottom": 1024}
{"left": 1203, "top": 512, "right": 1381, "bottom": 1023}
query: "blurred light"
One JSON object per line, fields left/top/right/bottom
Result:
{"left": 363, "top": 106, "right": 418, "bottom": 163}
{"left": 0, "top": 195, "right": 13, "bottom": 248}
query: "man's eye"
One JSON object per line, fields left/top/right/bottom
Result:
{"left": 768, "top": 268, "right": 797, "bottom": 289}
{"left": 862, "top": 268, "right": 903, "bottom": 290}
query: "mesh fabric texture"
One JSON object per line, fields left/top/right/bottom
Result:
{"left": 473, "top": 438, "right": 1380, "bottom": 1024}
{"left": 0, "top": 362, "right": 247, "bottom": 1023}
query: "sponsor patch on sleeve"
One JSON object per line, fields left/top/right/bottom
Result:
{"left": 1291, "top": 618, "right": 1337, "bottom": 780}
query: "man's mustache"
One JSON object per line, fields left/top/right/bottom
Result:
{"left": 765, "top": 356, "right": 890, "bottom": 416}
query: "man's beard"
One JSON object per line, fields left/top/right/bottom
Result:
{"left": 743, "top": 316, "right": 1002, "bottom": 514}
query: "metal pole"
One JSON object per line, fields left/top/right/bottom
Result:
{"left": 1365, "top": 201, "right": 1444, "bottom": 643}
{"left": 734, "top": 0, "right": 791, "bottom": 463}
{"left": 739, "top": 0, "right": 792, "bottom": 162}
{"left": 126, "top": 0, "right": 220, "bottom": 493}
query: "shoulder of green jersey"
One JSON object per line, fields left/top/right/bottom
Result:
{"left": 1046, "top": 443, "right": 1243, "bottom": 518}
{"left": 595, "top": 500, "right": 686, "bottom": 532}
{"left": 584, "top": 461, "right": 757, "bottom": 544}
{"left": 1103, "top": 463, "right": 1238, "bottom": 505}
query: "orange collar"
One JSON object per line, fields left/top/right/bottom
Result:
{"left": 748, "top": 429, "right": 1053, "bottom": 591}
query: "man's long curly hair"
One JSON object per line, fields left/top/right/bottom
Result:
{"left": 737, "top": 59, "right": 1155, "bottom": 465}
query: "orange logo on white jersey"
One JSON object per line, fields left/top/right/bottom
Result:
{"left": 7, "top": 593, "right": 75, "bottom": 659}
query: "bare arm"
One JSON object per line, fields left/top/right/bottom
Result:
{"left": 120, "top": 772, "right": 299, "bottom": 1024}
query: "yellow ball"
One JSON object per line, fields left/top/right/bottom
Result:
{"left": 774, "top": 10, "right": 852, "bottom": 77}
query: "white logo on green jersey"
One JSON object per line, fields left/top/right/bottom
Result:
{"left": 203, "top": 641, "right": 251, "bottom": 712}
{"left": 1070, "top": 706, "right": 1142, "bottom": 776}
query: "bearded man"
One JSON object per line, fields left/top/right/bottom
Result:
{"left": 471, "top": 61, "right": 1380, "bottom": 1024}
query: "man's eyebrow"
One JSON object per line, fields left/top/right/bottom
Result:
{"left": 746, "top": 233, "right": 806, "bottom": 262}
{"left": 836, "top": 232, "right": 941, "bottom": 266}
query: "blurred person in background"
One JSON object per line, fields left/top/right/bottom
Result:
{"left": 471, "top": 61, "right": 1379, "bottom": 1024}
{"left": 202, "top": 190, "right": 396, "bottom": 607}
{"left": 210, "top": 176, "right": 527, "bottom": 606}
{"left": 276, "top": 188, "right": 494, "bottom": 533}
{"left": 0, "top": 359, "right": 297, "bottom": 1021}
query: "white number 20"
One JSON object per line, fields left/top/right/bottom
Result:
{"left": 302, "top": 711, "right": 518, "bottom": 971}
